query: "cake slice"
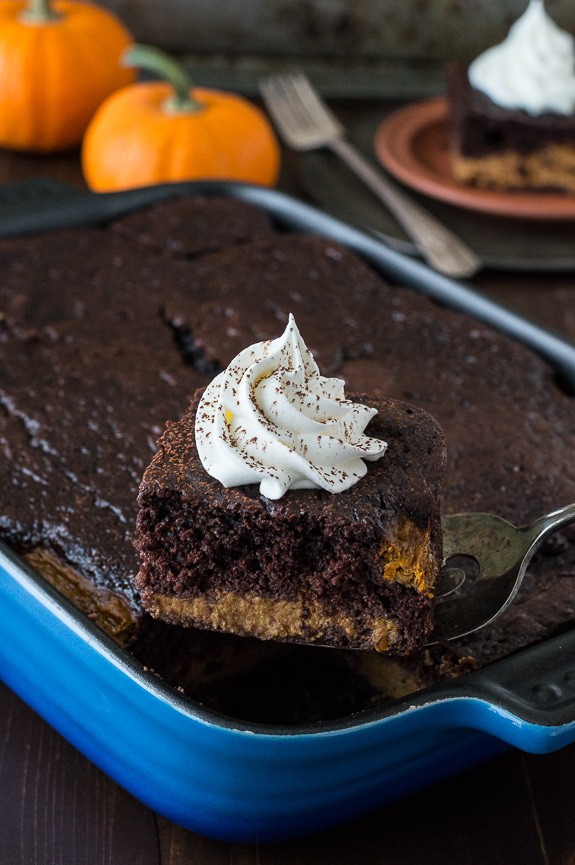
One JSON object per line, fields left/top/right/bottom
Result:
{"left": 448, "top": 62, "right": 575, "bottom": 192}
{"left": 447, "top": 0, "right": 575, "bottom": 192}
{"left": 134, "top": 318, "right": 446, "bottom": 654}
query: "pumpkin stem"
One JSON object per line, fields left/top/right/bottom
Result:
{"left": 21, "top": 0, "right": 61, "bottom": 22}
{"left": 122, "top": 45, "right": 203, "bottom": 115}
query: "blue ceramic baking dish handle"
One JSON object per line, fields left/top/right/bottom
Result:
{"left": 470, "top": 629, "right": 575, "bottom": 730}
{"left": 407, "top": 629, "right": 575, "bottom": 754}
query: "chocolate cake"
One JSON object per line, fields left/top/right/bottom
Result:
{"left": 0, "top": 190, "right": 574, "bottom": 720}
{"left": 134, "top": 390, "right": 446, "bottom": 655}
{"left": 448, "top": 63, "right": 575, "bottom": 192}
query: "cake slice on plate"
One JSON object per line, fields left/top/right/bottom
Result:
{"left": 448, "top": 0, "right": 575, "bottom": 192}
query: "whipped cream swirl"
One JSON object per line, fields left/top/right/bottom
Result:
{"left": 468, "top": 0, "right": 575, "bottom": 116}
{"left": 195, "top": 315, "right": 387, "bottom": 500}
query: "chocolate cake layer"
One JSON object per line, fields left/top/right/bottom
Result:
{"left": 448, "top": 63, "right": 575, "bottom": 157}
{"left": 135, "top": 391, "right": 446, "bottom": 655}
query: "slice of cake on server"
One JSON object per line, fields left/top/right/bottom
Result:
{"left": 134, "top": 315, "right": 446, "bottom": 655}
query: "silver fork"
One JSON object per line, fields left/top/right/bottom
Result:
{"left": 433, "top": 502, "right": 575, "bottom": 643}
{"left": 259, "top": 71, "right": 481, "bottom": 279}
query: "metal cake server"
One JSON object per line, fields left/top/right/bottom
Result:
{"left": 259, "top": 70, "right": 481, "bottom": 279}
{"left": 433, "top": 502, "right": 575, "bottom": 643}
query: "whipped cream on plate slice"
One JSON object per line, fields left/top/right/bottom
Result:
{"left": 195, "top": 314, "right": 387, "bottom": 500}
{"left": 468, "top": 0, "right": 575, "bottom": 116}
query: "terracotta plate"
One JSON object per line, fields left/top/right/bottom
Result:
{"left": 374, "top": 98, "right": 575, "bottom": 221}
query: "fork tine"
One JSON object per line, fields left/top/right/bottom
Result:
{"left": 260, "top": 77, "right": 297, "bottom": 127}
{"left": 259, "top": 72, "right": 343, "bottom": 150}
{"left": 259, "top": 74, "right": 309, "bottom": 143}
{"left": 259, "top": 76, "right": 301, "bottom": 148}
{"left": 280, "top": 72, "right": 342, "bottom": 133}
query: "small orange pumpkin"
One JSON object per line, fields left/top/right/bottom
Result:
{"left": 0, "top": 0, "right": 135, "bottom": 152}
{"left": 81, "top": 45, "right": 281, "bottom": 192}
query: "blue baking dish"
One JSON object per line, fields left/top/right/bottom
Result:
{"left": 0, "top": 179, "right": 575, "bottom": 843}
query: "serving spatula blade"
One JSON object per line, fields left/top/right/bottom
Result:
{"left": 432, "top": 503, "right": 575, "bottom": 643}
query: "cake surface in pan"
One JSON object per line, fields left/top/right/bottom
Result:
{"left": 0, "top": 191, "right": 574, "bottom": 714}
{"left": 0, "top": 196, "right": 275, "bottom": 639}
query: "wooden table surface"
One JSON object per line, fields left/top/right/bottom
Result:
{"left": 0, "top": 108, "right": 574, "bottom": 865}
